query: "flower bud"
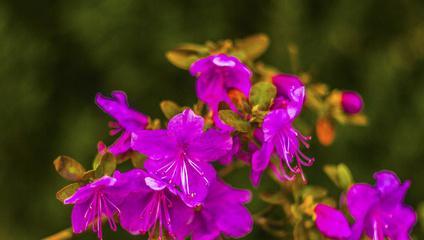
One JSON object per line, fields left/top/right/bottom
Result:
{"left": 341, "top": 91, "right": 363, "bottom": 115}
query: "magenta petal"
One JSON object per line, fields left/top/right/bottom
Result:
{"left": 314, "top": 204, "right": 351, "bottom": 239}
{"left": 373, "top": 170, "right": 401, "bottom": 195}
{"left": 131, "top": 130, "right": 177, "bottom": 159}
{"left": 383, "top": 205, "right": 417, "bottom": 240}
{"left": 188, "top": 129, "right": 233, "bottom": 162}
{"left": 177, "top": 160, "right": 216, "bottom": 207}
{"left": 251, "top": 141, "right": 273, "bottom": 186}
{"left": 191, "top": 214, "right": 220, "bottom": 240}
{"left": 64, "top": 176, "right": 116, "bottom": 204}
{"left": 271, "top": 74, "right": 305, "bottom": 119}
{"left": 216, "top": 204, "right": 253, "bottom": 238}
{"left": 262, "top": 109, "right": 293, "bottom": 141}
{"left": 251, "top": 141, "right": 273, "bottom": 172}
{"left": 167, "top": 109, "right": 204, "bottom": 143}
{"left": 119, "top": 191, "right": 156, "bottom": 234}
{"left": 145, "top": 176, "right": 168, "bottom": 191}
{"left": 108, "top": 131, "right": 132, "bottom": 155}
{"left": 169, "top": 194, "right": 195, "bottom": 240}
{"left": 95, "top": 92, "right": 148, "bottom": 132}
{"left": 209, "top": 181, "right": 253, "bottom": 238}
{"left": 195, "top": 73, "right": 226, "bottom": 107}
{"left": 346, "top": 183, "right": 379, "bottom": 220}
{"left": 189, "top": 180, "right": 253, "bottom": 240}
{"left": 111, "top": 90, "right": 128, "bottom": 104}
{"left": 70, "top": 201, "right": 91, "bottom": 233}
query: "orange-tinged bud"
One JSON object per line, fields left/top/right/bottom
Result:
{"left": 316, "top": 117, "right": 335, "bottom": 146}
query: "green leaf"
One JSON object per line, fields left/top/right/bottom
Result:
{"left": 94, "top": 152, "right": 117, "bottom": 178}
{"left": 92, "top": 153, "right": 102, "bottom": 170}
{"left": 218, "top": 110, "right": 251, "bottom": 132}
{"left": 301, "top": 186, "right": 328, "bottom": 200}
{"left": 131, "top": 153, "right": 147, "bottom": 169}
{"left": 235, "top": 33, "right": 270, "bottom": 60}
{"left": 56, "top": 183, "right": 82, "bottom": 203}
{"left": 160, "top": 100, "right": 182, "bottom": 119}
{"left": 165, "top": 44, "right": 207, "bottom": 70}
{"left": 81, "top": 170, "right": 96, "bottom": 182}
{"left": 259, "top": 192, "right": 288, "bottom": 205}
{"left": 53, "top": 156, "right": 86, "bottom": 181}
{"left": 249, "top": 81, "right": 277, "bottom": 111}
{"left": 293, "top": 222, "right": 307, "bottom": 240}
{"left": 418, "top": 202, "right": 424, "bottom": 232}
{"left": 323, "top": 164, "right": 354, "bottom": 190}
{"left": 337, "top": 164, "right": 354, "bottom": 189}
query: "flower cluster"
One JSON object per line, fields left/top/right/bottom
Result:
{"left": 49, "top": 34, "right": 417, "bottom": 240}
{"left": 315, "top": 171, "right": 416, "bottom": 240}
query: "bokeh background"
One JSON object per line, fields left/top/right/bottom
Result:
{"left": 0, "top": 0, "right": 423, "bottom": 239}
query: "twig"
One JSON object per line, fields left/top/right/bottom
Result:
{"left": 42, "top": 228, "right": 73, "bottom": 240}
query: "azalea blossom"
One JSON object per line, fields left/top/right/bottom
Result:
{"left": 175, "top": 179, "right": 253, "bottom": 240}
{"left": 131, "top": 109, "right": 232, "bottom": 207}
{"left": 96, "top": 91, "right": 149, "bottom": 155}
{"left": 117, "top": 169, "right": 193, "bottom": 239}
{"left": 189, "top": 54, "right": 252, "bottom": 128}
{"left": 64, "top": 175, "right": 127, "bottom": 239}
{"left": 314, "top": 170, "right": 417, "bottom": 240}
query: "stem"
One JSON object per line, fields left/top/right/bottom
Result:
{"left": 42, "top": 228, "right": 73, "bottom": 240}
{"left": 218, "top": 160, "right": 245, "bottom": 177}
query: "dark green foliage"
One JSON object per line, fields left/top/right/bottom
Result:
{"left": 0, "top": 0, "right": 423, "bottom": 239}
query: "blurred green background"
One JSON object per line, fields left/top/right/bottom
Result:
{"left": 0, "top": 0, "right": 423, "bottom": 239}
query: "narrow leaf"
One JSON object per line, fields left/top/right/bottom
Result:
{"left": 165, "top": 44, "right": 206, "bottom": 70}
{"left": 160, "top": 100, "right": 182, "bottom": 119}
{"left": 56, "top": 183, "right": 82, "bottom": 203}
{"left": 323, "top": 164, "right": 354, "bottom": 190}
{"left": 337, "top": 164, "right": 354, "bottom": 189}
{"left": 249, "top": 81, "right": 277, "bottom": 111}
{"left": 235, "top": 33, "right": 270, "bottom": 60}
{"left": 81, "top": 170, "right": 95, "bottom": 182}
{"left": 95, "top": 152, "right": 117, "bottom": 178}
{"left": 53, "top": 156, "right": 85, "bottom": 181}
{"left": 131, "top": 153, "right": 147, "bottom": 169}
{"left": 218, "top": 110, "right": 251, "bottom": 132}
{"left": 42, "top": 228, "right": 73, "bottom": 240}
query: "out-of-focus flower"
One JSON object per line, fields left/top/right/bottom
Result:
{"left": 189, "top": 54, "right": 252, "bottom": 128}
{"left": 271, "top": 73, "right": 305, "bottom": 119}
{"left": 117, "top": 169, "right": 193, "bottom": 239}
{"left": 64, "top": 174, "right": 127, "bottom": 239}
{"left": 131, "top": 109, "right": 232, "bottom": 207}
{"left": 251, "top": 109, "right": 313, "bottom": 185}
{"left": 314, "top": 203, "right": 352, "bottom": 239}
{"left": 341, "top": 91, "right": 363, "bottom": 115}
{"left": 175, "top": 179, "right": 253, "bottom": 240}
{"left": 314, "top": 170, "right": 417, "bottom": 240}
{"left": 96, "top": 91, "right": 149, "bottom": 155}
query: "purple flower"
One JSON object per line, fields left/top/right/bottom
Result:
{"left": 189, "top": 54, "right": 252, "bottom": 128}
{"left": 175, "top": 179, "right": 253, "bottom": 240}
{"left": 131, "top": 109, "right": 232, "bottom": 207}
{"left": 341, "top": 91, "right": 363, "bottom": 115}
{"left": 96, "top": 91, "right": 149, "bottom": 155}
{"left": 314, "top": 203, "right": 352, "bottom": 239}
{"left": 251, "top": 109, "right": 314, "bottom": 185}
{"left": 271, "top": 73, "right": 306, "bottom": 119}
{"left": 64, "top": 174, "right": 127, "bottom": 239}
{"left": 117, "top": 169, "right": 194, "bottom": 239}
{"left": 314, "top": 170, "right": 417, "bottom": 240}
